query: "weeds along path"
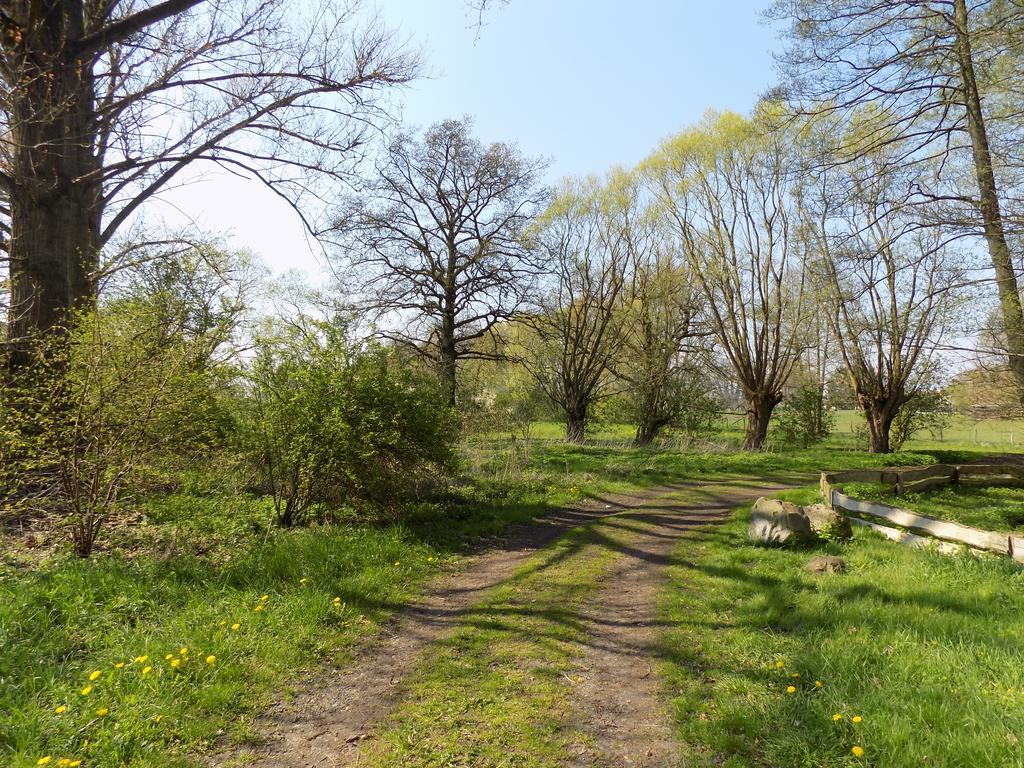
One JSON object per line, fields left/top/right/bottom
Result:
{"left": 211, "top": 476, "right": 801, "bottom": 768}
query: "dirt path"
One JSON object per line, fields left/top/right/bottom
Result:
{"left": 564, "top": 482, "right": 792, "bottom": 767}
{"left": 212, "top": 477, "right": 798, "bottom": 768}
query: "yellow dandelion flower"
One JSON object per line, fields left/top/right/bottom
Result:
{"left": 775, "top": 661, "right": 784, "bottom": 669}
{"left": 114, "top": 662, "right": 125, "bottom": 669}
{"left": 170, "top": 658, "right": 181, "bottom": 668}
{"left": 54, "top": 704, "right": 67, "bottom": 714}
{"left": 153, "top": 714, "right": 163, "bottom": 723}
{"left": 852, "top": 715, "right": 862, "bottom": 724}
{"left": 165, "top": 654, "right": 174, "bottom": 660}
{"left": 96, "top": 707, "right": 109, "bottom": 717}
{"left": 851, "top": 745, "right": 865, "bottom": 757}
{"left": 231, "top": 623, "right": 240, "bottom": 631}
{"left": 219, "top": 620, "right": 226, "bottom": 626}
{"left": 299, "top": 578, "right": 307, "bottom": 585}
{"left": 394, "top": 561, "right": 400, "bottom": 566}
{"left": 88, "top": 670, "right": 101, "bottom": 681}
{"left": 254, "top": 604, "right": 264, "bottom": 612}
{"left": 80, "top": 686, "right": 92, "bottom": 696}
{"left": 36, "top": 757, "right": 52, "bottom": 766}
{"left": 69, "top": 762, "right": 81, "bottom": 767}
{"left": 832, "top": 713, "right": 842, "bottom": 722}
{"left": 333, "top": 597, "right": 341, "bottom": 604}
{"left": 179, "top": 647, "right": 188, "bottom": 655}
{"left": 427, "top": 557, "right": 434, "bottom": 562}
{"left": 134, "top": 655, "right": 148, "bottom": 663}
{"left": 206, "top": 655, "right": 216, "bottom": 665}
{"left": 786, "top": 685, "right": 796, "bottom": 694}
{"left": 142, "top": 666, "right": 152, "bottom": 675}
{"left": 57, "top": 760, "right": 71, "bottom": 767}
{"left": 814, "top": 680, "right": 823, "bottom": 688}
{"left": 791, "top": 672, "right": 800, "bottom": 678}
{"left": 260, "top": 594, "right": 269, "bottom": 601}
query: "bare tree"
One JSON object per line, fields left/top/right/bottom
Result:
{"left": 645, "top": 110, "right": 808, "bottom": 450}
{"left": 770, "top": 0, "right": 1024, "bottom": 404}
{"left": 336, "top": 117, "right": 548, "bottom": 405}
{"left": 0, "top": 0, "right": 417, "bottom": 367}
{"left": 520, "top": 176, "right": 629, "bottom": 443}
{"left": 803, "top": 150, "right": 966, "bottom": 453}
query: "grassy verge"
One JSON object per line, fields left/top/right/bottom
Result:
{"left": 659, "top": 500, "right": 1024, "bottom": 767}
{"left": 843, "top": 481, "right": 1024, "bottom": 534}
{"left": 0, "top": 482, "right": 561, "bottom": 768}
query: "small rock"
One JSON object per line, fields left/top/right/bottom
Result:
{"left": 803, "top": 503, "right": 853, "bottom": 540}
{"left": 805, "top": 555, "right": 847, "bottom": 574}
{"left": 748, "top": 497, "right": 815, "bottom": 546}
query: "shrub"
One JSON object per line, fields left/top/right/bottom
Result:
{"left": 241, "top": 318, "right": 458, "bottom": 526}
{"left": 0, "top": 300, "right": 228, "bottom": 556}
{"left": 773, "top": 383, "right": 834, "bottom": 448}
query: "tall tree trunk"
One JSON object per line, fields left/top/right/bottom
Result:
{"left": 954, "top": 0, "right": 1024, "bottom": 405}
{"left": 439, "top": 298, "right": 457, "bottom": 406}
{"left": 565, "top": 398, "right": 587, "bottom": 444}
{"left": 7, "top": 0, "right": 102, "bottom": 369}
{"left": 742, "top": 392, "right": 777, "bottom": 450}
{"left": 438, "top": 340, "right": 457, "bottom": 407}
{"left": 863, "top": 404, "right": 895, "bottom": 454}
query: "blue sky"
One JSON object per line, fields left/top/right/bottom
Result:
{"left": 155, "top": 0, "right": 780, "bottom": 278}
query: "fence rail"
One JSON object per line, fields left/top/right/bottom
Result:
{"left": 822, "top": 463, "right": 1024, "bottom": 563}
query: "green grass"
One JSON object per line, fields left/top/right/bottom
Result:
{"left": 0, "top": 479, "right": 567, "bottom": 768}
{"left": 843, "top": 482, "right": 1024, "bottom": 534}
{"left": 659, "top": 502, "right": 1024, "bottom": 767}
{"left": 830, "top": 410, "right": 1024, "bottom": 452}
{"left": 0, "top": 438, "right": 988, "bottom": 767}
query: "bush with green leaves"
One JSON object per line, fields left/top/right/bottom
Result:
{"left": 0, "top": 299, "right": 230, "bottom": 556}
{"left": 242, "top": 319, "right": 458, "bottom": 526}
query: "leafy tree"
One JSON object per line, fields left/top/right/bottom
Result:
{"left": 336, "top": 117, "right": 548, "bottom": 405}
{"left": 645, "top": 109, "right": 808, "bottom": 450}
{"left": 617, "top": 241, "right": 706, "bottom": 446}
{"left": 802, "top": 133, "right": 966, "bottom": 453}
{"left": 519, "top": 176, "right": 630, "bottom": 443}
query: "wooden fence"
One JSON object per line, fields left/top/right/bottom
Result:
{"left": 821, "top": 463, "right": 1024, "bottom": 563}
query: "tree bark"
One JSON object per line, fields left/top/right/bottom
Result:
{"left": 7, "top": 0, "right": 102, "bottom": 369}
{"left": 863, "top": 405, "right": 895, "bottom": 454}
{"left": 565, "top": 400, "right": 588, "bottom": 444}
{"left": 953, "top": 0, "right": 1024, "bottom": 405}
{"left": 742, "top": 392, "right": 778, "bottom": 451}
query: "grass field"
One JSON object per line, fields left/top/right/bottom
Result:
{"left": 659, "top": 501, "right": 1024, "bottom": 768}
{"left": 486, "top": 412, "right": 1024, "bottom": 453}
{"left": 0, "top": 442, "right": 942, "bottom": 767}
{"left": 3, "top": 425, "right": 1021, "bottom": 767}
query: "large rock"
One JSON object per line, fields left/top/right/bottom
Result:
{"left": 748, "top": 497, "right": 815, "bottom": 546}
{"left": 803, "top": 503, "right": 853, "bottom": 540}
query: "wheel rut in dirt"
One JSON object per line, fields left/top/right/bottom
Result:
{"left": 564, "top": 482, "right": 794, "bottom": 768}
